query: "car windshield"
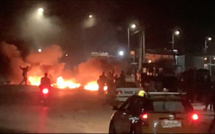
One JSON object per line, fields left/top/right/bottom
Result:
{"left": 153, "top": 101, "right": 185, "bottom": 113}
{"left": 146, "top": 99, "right": 193, "bottom": 113}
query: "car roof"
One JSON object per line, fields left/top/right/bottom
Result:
{"left": 131, "top": 92, "right": 187, "bottom": 101}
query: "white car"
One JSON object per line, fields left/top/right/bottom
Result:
{"left": 115, "top": 82, "right": 141, "bottom": 102}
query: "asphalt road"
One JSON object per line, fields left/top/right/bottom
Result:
{"left": 0, "top": 85, "right": 113, "bottom": 133}
{"left": 0, "top": 85, "right": 214, "bottom": 133}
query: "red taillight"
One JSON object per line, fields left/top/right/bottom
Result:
{"left": 141, "top": 113, "right": 148, "bottom": 119}
{"left": 191, "top": 113, "right": 199, "bottom": 121}
{"left": 42, "top": 88, "right": 49, "bottom": 94}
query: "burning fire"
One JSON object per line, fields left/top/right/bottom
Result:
{"left": 28, "top": 76, "right": 41, "bottom": 86}
{"left": 84, "top": 81, "right": 107, "bottom": 91}
{"left": 28, "top": 76, "right": 106, "bottom": 91}
{"left": 56, "top": 76, "right": 80, "bottom": 89}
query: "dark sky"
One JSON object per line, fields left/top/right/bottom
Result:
{"left": 0, "top": 0, "right": 215, "bottom": 58}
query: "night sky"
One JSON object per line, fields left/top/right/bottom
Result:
{"left": 0, "top": 0, "right": 215, "bottom": 58}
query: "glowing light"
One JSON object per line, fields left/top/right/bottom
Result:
{"left": 174, "top": 30, "right": 180, "bottom": 35}
{"left": 38, "top": 49, "right": 42, "bottom": 53}
{"left": 89, "top": 14, "right": 93, "bottom": 18}
{"left": 192, "top": 113, "right": 199, "bottom": 121}
{"left": 131, "top": 24, "right": 136, "bottom": 29}
{"left": 148, "top": 60, "right": 152, "bottom": 63}
{"left": 65, "top": 53, "right": 68, "bottom": 57}
{"left": 42, "top": 88, "right": 49, "bottom": 94}
{"left": 38, "top": 8, "right": 44, "bottom": 16}
{"left": 104, "top": 86, "right": 107, "bottom": 91}
{"left": 204, "top": 57, "right": 207, "bottom": 61}
{"left": 208, "top": 37, "right": 212, "bottom": 41}
{"left": 119, "top": 50, "right": 124, "bottom": 56}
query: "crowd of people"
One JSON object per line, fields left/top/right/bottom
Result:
{"left": 97, "top": 70, "right": 126, "bottom": 97}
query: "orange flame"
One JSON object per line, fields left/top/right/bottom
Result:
{"left": 28, "top": 76, "right": 106, "bottom": 91}
{"left": 56, "top": 76, "right": 81, "bottom": 89}
{"left": 28, "top": 76, "right": 41, "bottom": 86}
{"left": 84, "top": 81, "right": 107, "bottom": 91}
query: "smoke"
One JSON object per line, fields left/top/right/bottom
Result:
{"left": 0, "top": 41, "right": 25, "bottom": 83}
{"left": 0, "top": 42, "right": 65, "bottom": 84}
{"left": 19, "top": 8, "right": 62, "bottom": 48}
{"left": 74, "top": 58, "right": 121, "bottom": 84}
{"left": 0, "top": 41, "right": 122, "bottom": 85}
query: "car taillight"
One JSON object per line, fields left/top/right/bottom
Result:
{"left": 191, "top": 113, "right": 199, "bottom": 121}
{"left": 141, "top": 113, "right": 148, "bottom": 120}
{"left": 42, "top": 88, "right": 49, "bottom": 94}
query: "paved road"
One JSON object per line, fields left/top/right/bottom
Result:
{"left": 0, "top": 85, "right": 214, "bottom": 133}
{"left": 0, "top": 85, "right": 113, "bottom": 133}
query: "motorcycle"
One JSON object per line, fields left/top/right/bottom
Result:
{"left": 39, "top": 86, "right": 50, "bottom": 105}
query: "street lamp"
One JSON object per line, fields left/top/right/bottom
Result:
{"left": 205, "top": 37, "right": 212, "bottom": 53}
{"left": 118, "top": 50, "right": 124, "bottom": 56}
{"left": 204, "top": 37, "right": 213, "bottom": 76}
{"left": 37, "top": 8, "right": 44, "bottom": 16}
{"left": 89, "top": 14, "right": 93, "bottom": 19}
{"left": 128, "top": 23, "right": 137, "bottom": 57}
{"left": 172, "top": 30, "right": 180, "bottom": 50}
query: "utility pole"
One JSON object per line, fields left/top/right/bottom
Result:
{"left": 138, "top": 30, "right": 145, "bottom": 71}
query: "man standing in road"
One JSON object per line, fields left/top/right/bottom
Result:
{"left": 97, "top": 72, "right": 107, "bottom": 96}
{"left": 19, "top": 66, "right": 29, "bottom": 85}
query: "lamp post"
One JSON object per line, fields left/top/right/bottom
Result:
{"left": 83, "top": 14, "right": 95, "bottom": 56}
{"left": 127, "top": 24, "right": 136, "bottom": 58}
{"left": 205, "top": 37, "right": 212, "bottom": 76}
{"left": 205, "top": 37, "right": 212, "bottom": 53}
{"left": 171, "top": 30, "right": 180, "bottom": 50}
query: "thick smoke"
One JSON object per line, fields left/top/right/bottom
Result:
{"left": 0, "top": 42, "right": 121, "bottom": 85}
{"left": 0, "top": 41, "right": 25, "bottom": 83}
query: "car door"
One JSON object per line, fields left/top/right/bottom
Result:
{"left": 113, "top": 97, "right": 133, "bottom": 133}
{"left": 114, "top": 96, "right": 144, "bottom": 133}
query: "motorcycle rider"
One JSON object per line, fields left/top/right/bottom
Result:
{"left": 39, "top": 73, "right": 51, "bottom": 94}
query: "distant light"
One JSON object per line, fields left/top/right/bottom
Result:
{"left": 65, "top": 53, "right": 68, "bottom": 57}
{"left": 148, "top": 60, "right": 152, "bottom": 63}
{"left": 131, "top": 24, "right": 136, "bottom": 29}
{"left": 213, "top": 57, "right": 215, "bottom": 60}
{"left": 38, "top": 8, "right": 44, "bottom": 16}
{"left": 208, "top": 37, "right": 212, "bottom": 41}
{"left": 38, "top": 49, "right": 42, "bottom": 53}
{"left": 89, "top": 14, "right": 93, "bottom": 18}
{"left": 118, "top": 51, "right": 124, "bottom": 56}
{"left": 174, "top": 30, "right": 180, "bottom": 35}
{"left": 204, "top": 57, "right": 207, "bottom": 60}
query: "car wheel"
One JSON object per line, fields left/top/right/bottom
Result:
{"left": 109, "top": 122, "right": 116, "bottom": 134}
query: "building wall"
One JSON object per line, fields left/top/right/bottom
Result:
{"left": 185, "top": 56, "right": 204, "bottom": 70}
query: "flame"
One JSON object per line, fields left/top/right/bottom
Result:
{"left": 28, "top": 76, "right": 41, "bottom": 86}
{"left": 84, "top": 81, "right": 107, "bottom": 91}
{"left": 84, "top": 81, "right": 99, "bottom": 91}
{"left": 28, "top": 76, "right": 106, "bottom": 91}
{"left": 56, "top": 76, "right": 81, "bottom": 89}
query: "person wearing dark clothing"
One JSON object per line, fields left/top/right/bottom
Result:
{"left": 118, "top": 71, "right": 126, "bottom": 87}
{"left": 97, "top": 72, "right": 107, "bottom": 95}
{"left": 19, "top": 66, "right": 29, "bottom": 85}
{"left": 105, "top": 71, "right": 116, "bottom": 104}
{"left": 208, "top": 90, "right": 215, "bottom": 133}
{"left": 40, "top": 73, "right": 51, "bottom": 87}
